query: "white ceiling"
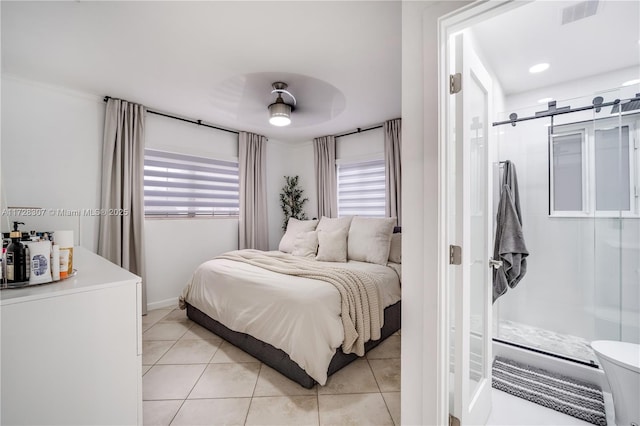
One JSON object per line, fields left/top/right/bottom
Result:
{"left": 3, "top": 1, "right": 638, "bottom": 143}
{"left": 471, "top": 0, "right": 640, "bottom": 95}
{"left": 1, "top": 1, "right": 402, "bottom": 143}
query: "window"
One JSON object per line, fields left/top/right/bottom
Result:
{"left": 551, "top": 131, "right": 585, "bottom": 212}
{"left": 549, "top": 113, "right": 638, "bottom": 217}
{"left": 595, "top": 126, "right": 631, "bottom": 211}
{"left": 143, "top": 149, "right": 239, "bottom": 217}
{"left": 337, "top": 158, "right": 386, "bottom": 217}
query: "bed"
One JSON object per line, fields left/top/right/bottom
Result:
{"left": 179, "top": 216, "right": 402, "bottom": 388}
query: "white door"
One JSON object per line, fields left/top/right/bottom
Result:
{"left": 448, "top": 31, "right": 494, "bottom": 426}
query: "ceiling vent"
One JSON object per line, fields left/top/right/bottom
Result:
{"left": 562, "top": 0, "right": 599, "bottom": 25}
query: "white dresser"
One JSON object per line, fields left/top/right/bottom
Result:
{"left": 1, "top": 247, "right": 142, "bottom": 425}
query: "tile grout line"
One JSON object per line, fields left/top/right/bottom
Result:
{"left": 143, "top": 308, "right": 199, "bottom": 425}
{"left": 366, "top": 357, "right": 396, "bottom": 425}
{"left": 143, "top": 313, "right": 195, "bottom": 368}
{"left": 365, "top": 357, "right": 383, "bottom": 394}
{"left": 242, "top": 362, "right": 263, "bottom": 426}
{"left": 142, "top": 308, "right": 174, "bottom": 331}
{"left": 316, "top": 382, "right": 321, "bottom": 426}
{"left": 176, "top": 363, "right": 210, "bottom": 414}
{"left": 162, "top": 312, "right": 206, "bottom": 406}
{"left": 144, "top": 339, "right": 179, "bottom": 370}
{"left": 167, "top": 396, "right": 188, "bottom": 425}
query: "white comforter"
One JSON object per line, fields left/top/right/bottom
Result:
{"left": 180, "top": 250, "right": 401, "bottom": 385}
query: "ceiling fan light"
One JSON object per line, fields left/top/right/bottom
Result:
{"left": 269, "top": 115, "right": 291, "bottom": 126}
{"left": 268, "top": 99, "right": 292, "bottom": 126}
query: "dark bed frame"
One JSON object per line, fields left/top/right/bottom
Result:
{"left": 186, "top": 300, "right": 401, "bottom": 388}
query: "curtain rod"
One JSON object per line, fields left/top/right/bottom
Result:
{"left": 492, "top": 94, "right": 640, "bottom": 127}
{"left": 103, "top": 96, "right": 240, "bottom": 135}
{"left": 334, "top": 124, "right": 383, "bottom": 138}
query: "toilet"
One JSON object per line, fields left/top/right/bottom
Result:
{"left": 591, "top": 340, "right": 640, "bottom": 426}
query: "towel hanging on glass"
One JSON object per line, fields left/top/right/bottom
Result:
{"left": 492, "top": 160, "right": 528, "bottom": 303}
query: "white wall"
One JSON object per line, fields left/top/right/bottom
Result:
{"left": 289, "top": 142, "right": 317, "bottom": 221}
{"left": 494, "top": 66, "right": 640, "bottom": 344}
{"left": 336, "top": 127, "right": 384, "bottom": 162}
{"left": 1, "top": 76, "right": 104, "bottom": 250}
{"left": 144, "top": 217, "right": 238, "bottom": 309}
{"left": 266, "top": 140, "right": 317, "bottom": 250}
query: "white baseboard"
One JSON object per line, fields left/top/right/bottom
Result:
{"left": 146, "top": 297, "right": 180, "bottom": 312}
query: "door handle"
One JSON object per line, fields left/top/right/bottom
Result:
{"left": 489, "top": 259, "right": 503, "bottom": 269}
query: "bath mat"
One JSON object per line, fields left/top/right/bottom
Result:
{"left": 492, "top": 357, "right": 606, "bottom": 426}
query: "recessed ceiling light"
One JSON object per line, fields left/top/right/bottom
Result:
{"left": 538, "top": 97, "right": 554, "bottom": 104}
{"left": 622, "top": 78, "right": 640, "bottom": 87}
{"left": 529, "top": 63, "right": 550, "bottom": 74}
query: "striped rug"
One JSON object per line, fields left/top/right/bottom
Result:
{"left": 492, "top": 357, "right": 607, "bottom": 426}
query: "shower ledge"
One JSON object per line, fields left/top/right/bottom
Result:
{"left": 604, "top": 239, "right": 639, "bottom": 250}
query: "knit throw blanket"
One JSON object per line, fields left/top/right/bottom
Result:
{"left": 216, "top": 250, "right": 383, "bottom": 356}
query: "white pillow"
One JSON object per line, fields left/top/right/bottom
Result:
{"left": 316, "top": 216, "right": 353, "bottom": 233}
{"left": 279, "top": 218, "right": 319, "bottom": 253}
{"left": 348, "top": 217, "right": 396, "bottom": 265}
{"left": 291, "top": 231, "right": 319, "bottom": 258}
{"left": 316, "top": 229, "right": 348, "bottom": 262}
{"left": 388, "top": 233, "right": 401, "bottom": 263}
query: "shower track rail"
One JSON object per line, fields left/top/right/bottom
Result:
{"left": 492, "top": 93, "right": 640, "bottom": 127}
{"left": 493, "top": 338, "right": 600, "bottom": 369}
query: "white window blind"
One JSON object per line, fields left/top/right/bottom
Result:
{"left": 143, "top": 149, "right": 239, "bottom": 217}
{"left": 337, "top": 159, "right": 386, "bottom": 217}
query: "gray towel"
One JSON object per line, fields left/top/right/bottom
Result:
{"left": 493, "top": 161, "right": 528, "bottom": 303}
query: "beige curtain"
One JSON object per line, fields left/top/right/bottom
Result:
{"left": 384, "top": 118, "right": 402, "bottom": 225}
{"left": 98, "top": 98, "right": 147, "bottom": 314}
{"left": 239, "top": 131, "right": 269, "bottom": 250}
{"left": 313, "top": 135, "right": 338, "bottom": 217}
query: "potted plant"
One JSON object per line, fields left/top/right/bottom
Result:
{"left": 279, "top": 175, "right": 308, "bottom": 231}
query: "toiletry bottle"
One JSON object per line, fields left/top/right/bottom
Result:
{"left": 1, "top": 240, "right": 8, "bottom": 285}
{"left": 6, "top": 222, "right": 26, "bottom": 284}
{"left": 25, "top": 244, "right": 31, "bottom": 281}
{"left": 28, "top": 240, "right": 52, "bottom": 285}
{"left": 51, "top": 244, "right": 60, "bottom": 281}
{"left": 54, "top": 231, "right": 74, "bottom": 279}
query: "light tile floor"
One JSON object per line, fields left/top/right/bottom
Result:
{"left": 142, "top": 307, "right": 400, "bottom": 426}
{"left": 143, "top": 307, "right": 612, "bottom": 426}
{"left": 487, "top": 387, "right": 616, "bottom": 426}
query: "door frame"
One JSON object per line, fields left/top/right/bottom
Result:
{"left": 436, "top": 1, "right": 524, "bottom": 424}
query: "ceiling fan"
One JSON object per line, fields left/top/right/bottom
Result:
{"left": 268, "top": 82, "right": 296, "bottom": 126}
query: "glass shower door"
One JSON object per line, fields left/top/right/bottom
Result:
{"left": 493, "top": 88, "right": 640, "bottom": 366}
{"left": 592, "top": 97, "right": 639, "bottom": 345}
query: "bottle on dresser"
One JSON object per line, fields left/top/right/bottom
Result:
{"left": 6, "top": 221, "right": 26, "bottom": 284}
